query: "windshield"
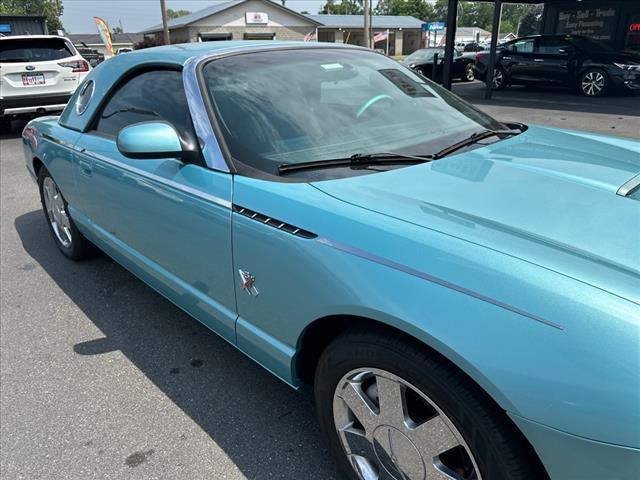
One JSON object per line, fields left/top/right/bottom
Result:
{"left": 404, "top": 49, "right": 444, "bottom": 62}
{"left": 0, "top": 38, "right": 74, "bottom": 63}
{"left": 202, "top": 48, "right": 503, "bottom": 177}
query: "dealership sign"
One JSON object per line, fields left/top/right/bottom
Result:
{"left": 246, "top": 12, "right": 269, "bottom": 24}
{"left": 423, "top": 22, "right": 445, "bottom": 32}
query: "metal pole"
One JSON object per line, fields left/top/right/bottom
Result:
{"left": 363, "top": 0, "right": 371, "bottom": 48}
{"left": 484, "top": 0, "right": 503, "bottom": 100}
{"left": 442, "top": 0, "right": 458, "bottom": 90}
{"left": 386, "top": 29, "right": 390, "bottom": 55}
{"left": 160, "top": 0, "right": 170, "bottom": 45}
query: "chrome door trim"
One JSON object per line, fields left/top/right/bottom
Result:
{"left": 617, "top": 173, "right": 640, "bottom": 197}
{"left": 183, "top": 55, "right": 229, "bottom": 173}
{"left": 78, "top": 148, "right": 232, "bottom": 209}
{"left": 317, "top": 237, "right": 564, "bottom": 330}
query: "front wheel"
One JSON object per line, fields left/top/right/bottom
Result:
{"left": 579, "top": 69, "right": 609, "bottom": 97}
{"left": 491, "top": 66, "right": 507, "bottom": 90}
{"left": 315, "top": 328, "right": 548, "bottom": 480}
{"left": 462, "top": 64, "right": 475, "bottom": 82}
{"left": 38, "top": 167, "right": 97, "bottom": 260}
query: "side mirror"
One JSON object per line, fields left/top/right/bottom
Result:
{"left": 116, "top": 121, "right": 184, "bottom": 160}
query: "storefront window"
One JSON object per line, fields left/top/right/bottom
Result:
{"left": 556, "top": 6, "right": 619, "bottom": 43}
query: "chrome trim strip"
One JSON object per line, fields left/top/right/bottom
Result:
{"left": 317, "top": 237, "right": 564, "bottom": 330}
{"left": 183, "top": 55, "right": 229, "bottom": 172}
{"left": 79, "top": 148, "right": 232, "bottom": 209}
{"left": 617, "top": 173, "right": 640, "bottom": 197}
{"left": 5, "top": 104, "right": 67, "bottom": 115}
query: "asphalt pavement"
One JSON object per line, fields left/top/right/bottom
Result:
{"left": 1, "top": 87, "right": 639, "bottom": 480}
{"left": 0, "top": 138, "right": 341, "bottom": 479}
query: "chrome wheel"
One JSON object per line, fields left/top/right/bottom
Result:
{"left": 42, "top": 176, "right": 72, "bottom": 248}
{"left": 333, "top": 368, "right": 481, "bottom": 480}
{"left": 465, "top": 65, "right": 475, "bottom": 81}
{"left": 491, "top": 69, "right": 504, "bottom": 89}
{"left": 581, "top": 71, "right": 606, "bottom": 96}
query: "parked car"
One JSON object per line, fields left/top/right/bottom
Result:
{"left": 22, "top": 42, "right": 640, "bottom": 480}
{"left": 403, "top": 47, "right": 476, "bottom": 82}
{"left": 1, "top": 35, "right": 90, "bottom": 129}
{"left": 475, "top": 34, "right": 640, "bottom": 96}
{"left": 116, "top": 47, "right": 133, "bottom": 54}
{"left": 77, "top": 46, "right": 105, "bottom": 67}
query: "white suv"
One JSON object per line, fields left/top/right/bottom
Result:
{"left": 1, "top": 35, "right": 90, "bottom": 125}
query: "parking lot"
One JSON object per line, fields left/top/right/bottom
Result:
{"left": 1, "top": 85, "right": 639, "bottom": 480}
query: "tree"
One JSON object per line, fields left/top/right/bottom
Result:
{"left": 0, "top": 0, "right": 64, "bottom": 32}
{"left": 166, "top": 8, "right": 191, "bottom": 20}
{"left": 517, "top": 4, "right": 543, "bottom": 36}
{"left": 112, "top": 26, "right": 123, "bottom": 34}
{"left": 319, "top": 0, "right": 363, "bottom": 15}
{"left": 375, "top": 0, "right": 434, "bottom": 22}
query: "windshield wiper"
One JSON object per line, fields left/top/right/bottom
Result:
{"left": 278, "top": 152, "right": 432, "bottom": 174}
{"left": 430, "top": 128, "right": 521, "bottom": 160}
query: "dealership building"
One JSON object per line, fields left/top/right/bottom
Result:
{"left": 141, "top": 0, "right": 424, "bottom": 56}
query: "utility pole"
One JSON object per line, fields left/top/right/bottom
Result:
{"left": 160, "top": 0, "right": 170, "bottom": 45}
{"left": 363, "top": 0, "right": 371, "bottom": 48}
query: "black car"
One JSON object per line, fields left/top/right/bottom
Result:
{"left": 402, "top": 47, "right": 476, "bottom": 83}
{"left": 474, "top": 34, "right": 640, "bottom": 97}
{"left": 77, "top": 47, "right": 105, "bottom": 67}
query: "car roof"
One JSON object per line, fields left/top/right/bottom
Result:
{"left": 117, "top": 40, "right": 363, "bottom": 66}
{"left": 0, "top": 35, "right": 72, "bottom": 41}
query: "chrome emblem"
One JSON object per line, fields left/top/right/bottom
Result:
{"left": 25, "top": 65, "right": 36, "bottom": 71}
{"left": 239, "top": 270, "right": 259, "bottom": 296}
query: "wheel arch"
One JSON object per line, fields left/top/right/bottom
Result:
{"left": 295, "top": 314, "right": 550, "bottom": 478}
{"left": 33, "top": 156, "right": 45, "bottom": 178}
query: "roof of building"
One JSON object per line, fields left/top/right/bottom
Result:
{"left": 67, "top": 33, "right": 145, "bottom": 45}
{"left": 141, "top": 0, "right": 321, "bottom": 34}
{"left": 306, "top": 14, "right": 424, "bottom": 29}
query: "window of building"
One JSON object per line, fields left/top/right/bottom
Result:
{"left": 243, "top": 33, "right": 275, "bottom": 40}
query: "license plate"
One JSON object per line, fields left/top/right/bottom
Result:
{"left": 21, "top": 73, "right": 45, "bottom": 86}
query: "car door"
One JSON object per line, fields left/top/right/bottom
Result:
{"left": 531, "top": 37, "right": 573, "bottom": 86}
{"left": 502, "top": 38, "right": 538, "bottom": 84}
{"left": 72, "top": 68, "right": 237, "bottom": 342}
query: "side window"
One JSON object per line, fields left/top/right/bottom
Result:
{"left": 512, "top": 39, "right": 535, "bottom": 53}
{"left": 93, "top": 69, "right": 196, "bottom": 141}
{"left": 535, "top": 38, "right": 568, "bottom": 55}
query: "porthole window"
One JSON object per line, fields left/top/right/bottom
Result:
{"left": 75, "top": 80, "right": 94, "bottom": 115}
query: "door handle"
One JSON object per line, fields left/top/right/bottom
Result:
{"left": 79, "top": 159, "right": 93, "bottom": 177}
{"left": 502, "top": 56, "right": 511, "bottom": 60}
{"left": 534, "top": 59, "right": 545, "bottom": 62}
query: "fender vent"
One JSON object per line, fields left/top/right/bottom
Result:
{"left": 232, "top": 205, "right": 317, "bottom": 239}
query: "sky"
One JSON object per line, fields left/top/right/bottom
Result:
{"left": 61, "top": 0, "right": 387, "bottom": 34}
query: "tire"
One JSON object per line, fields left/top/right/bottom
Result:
{"left": 579, "top": 68, "right": 609, "bottom": 97}
{"left": 314, "top": 327, "right": 548, "bottom": 480}
{"left": 461, "top": 63, "right": 475, "bottom": 82}
{"left": 38, "top": 167, "right": 97, "bottom": 260}
{"left": 491, "top": 66, "right": 507, "bottom": 90}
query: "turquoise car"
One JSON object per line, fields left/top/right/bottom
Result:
{"left": 22, "top": 42, "right": 640, "bottom": 480}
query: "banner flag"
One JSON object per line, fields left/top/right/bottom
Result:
{"left": 94, "top": 17, "right": 115, "bottom": 57}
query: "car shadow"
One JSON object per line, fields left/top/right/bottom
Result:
{"left": 14, "top": 210, "right": 342, "bottom": 479}
{"left": 453, "top": 82, "right": 640, "bottom": 117}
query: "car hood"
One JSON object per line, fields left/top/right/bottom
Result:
{"left": 313, "top": 125, "right": 640, "bottom": 298}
